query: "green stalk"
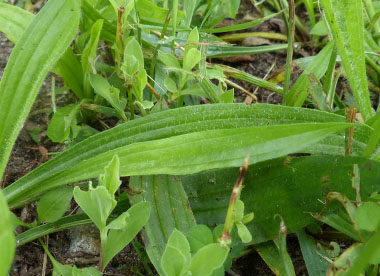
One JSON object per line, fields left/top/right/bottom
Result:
{"left": 282, "top": 0, "right": 295, "bottom": 105}
{"left": 128, "top": 86, "right": 134, "bottom": 120}
{"left": 99, "top": 229, "right": 108, "bottom": 272}
{"left": 51, "top": 77, "right": 56, "bottom": 113}
{"left": 149, "top": 11, "right": 171, "bottom": 87}
{"left": 219, "top": 157, "right": 249, "bottom": 246}
{"left": 171, "top": 0, "right": 178, "bottom": 54}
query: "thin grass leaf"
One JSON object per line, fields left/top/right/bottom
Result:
{"left": 321, "top": 0, "right": 373, "bottom": 121}
{"left": 0, "top": 0, "right": 80, "bottom": 180}
{"left": 206, "top": 44, "right": 288, "bottom": 58}
{"left": 201, "top": 12, "right": 281, "bottom": 34}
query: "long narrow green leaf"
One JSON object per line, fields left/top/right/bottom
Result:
{"left": 206, "top": 44, "right": 288, "bottom": 58}
{"left": 220, "top": 64, "right": 284, "bottom": 94}
{"left": 183, "top": 155, "right": 380, "bottom": 243}
{"left": 321, "top": 0, "right": 373, "bottom": 121}
{"left": 10, "top": 122, "right": 350, "bottom": 206}
{"left": 287, "top": 41, "right": 334, "bottom": 106}
{"left": 0, "top": 190, "right": 15, "bottom": 276}
{"left": 0, "top": 3, "right": 84, "bottom": 99}
{"left": 130, "top": 175, "right": 196, "bottom": 275}
{"left": 4, "top": 104, "right": 371, "bottom": 207}
{"left": 16, "top": 156, "right": 380, "bottom": 250}
{"left": 296, "top": 229, "right": 330, "bottom": 276}
{"left": 0, "top": 0, "right": 80, "bottom": 180}
{"left": 201, "top": 12, "right": 280, "bottom": 33}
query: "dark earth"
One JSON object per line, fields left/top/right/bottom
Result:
{"left": 0, "top": 0, "right": 327, "bottom": 275}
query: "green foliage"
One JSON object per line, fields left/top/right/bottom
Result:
{"left": 321, "top": 0, "right": 373, "bottom": 121}
{"left": 37, "top": 186, "right": 73, "bottom": 224}
{"left": 0, "top": 0, "right": 81, "bottom": 180}
{"left": 0, "top": 189, "right": 15, "bottom": 276}
{"left": 73, "top": 155, "right": 151, "bottom": 271}
{"left": 2, "top": 0, "right": 380, "bottom": 274}
{"left": 161, "top": 229, "right": 229, "bottom": 276}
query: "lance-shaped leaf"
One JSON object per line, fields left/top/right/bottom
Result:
{"left": 321, "top": 0, "right": 373, "bottom": 121}
{"left": 0, "top": 3, "right": 84, "bottom": 99}
{"left": 0, "top": 0, "right": 81, "bottom": 180}
{"left": 0, "top": 190, "right": 15, "bottom": 276}
{"left": 103, "top": 201, "right": 151, "bottom": 270}
{"left": 35, "top": 122, "right": 351, "bottom": 193}
{"left": 4, "top": 104, "right": 370, "bottom": 207}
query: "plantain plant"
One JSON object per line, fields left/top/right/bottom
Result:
{"left": 1, "top": 0, "right": 380, "bottom": 275}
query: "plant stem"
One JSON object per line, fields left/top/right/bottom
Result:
{"left": 345, "top": 106, "right": 356, "bottom": 156}
{"left": 219, "top": 157, "right": 249, "bottom": 246}
{"left": 282, "top": 0, "right": 295, "bottom": 105}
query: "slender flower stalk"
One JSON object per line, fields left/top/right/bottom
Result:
{"left": 219, "top": 156, "right": 249, "bottom": 247}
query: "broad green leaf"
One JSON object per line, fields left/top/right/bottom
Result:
{"left": 136, "top": 0, "right": 185, "bottom": 24}
{"left": 321, "top": 0, "right": 373, "bottom": 121}
{"left": 0, "top": 0, "right": 80, "bottom": 180}
{"left": 89, "top": 74, "right": 127, "bottom": 120}
{"left": 37, "top": 186, "right": 73, "bottom": 223}
{"left": 82, "top": 19, "right": 103, "bottom": 99}
{"left": 130, "top": 175, "right": 196, "bottom": 275}
{"left": 189, "top": 243, "right": 229, "bottom": 276}
{"left": 219, "top": 89, "right": 234, "bottom": 103}
{"left": 236, "top": 223, "right": 252, "bottom": 243}
{"left": 0, "top": 3, "right": 84, "bottom": 100}
{"left": 47, "top": 103, "right": 81, "bottom": 143}
{"left": 158, "top": 51, "right": 181, "bottom": 69}
{"left": 0, "top": 3, "right": 33, "bottom": 42}
{"left": 161, "top": 246, "right": 188, "bottom": 276}
{"left": 354, "top": 202, "right": 380, "bottom": 232}
{"left": 296, "top": 229, "right": 330, "bottom": 276}
{"left": 166, "top": 229, "right": 191, "bottom": 265}
{"left": 187, "top": 225, "right": 214, "bottom": 253}
{"left": 103, "top": 201, "right": 151, "bottom": 269}
{"left": 164, "top": 77, "right": 178, "bottom": 93}
{"left": 5, "top": 104, "right": 371, "bottom": 207}
{"left": 98, "top": 155, "right": 121, "bottom": 197}
{"left": 73, "top": 185, "right": 115, "bottom": 231}
{"left": 183, "top": 48, "right": 201, "bottom": 72}
{"left": 185, "top": 28, "right": 199, "bottom": 55}
{"left": 0, "top": 190, "right": 15, "bottom": 276}
{"left": 132, "top": 69, "right": 148, "bottom": 102}
{"left": 234, "top": 200, "right": 245, "bottom": 221}
{"left": 52, "top": 122, "right": 351, "bottom": 187}
{"left": 124, "top": 37, "right": 144, "bottom": 72}
{"left": 183, "top": 155, "right": 380, "bottom": 243}
{"left": 287, "top": 41, "right": 334, "bottom": 106}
